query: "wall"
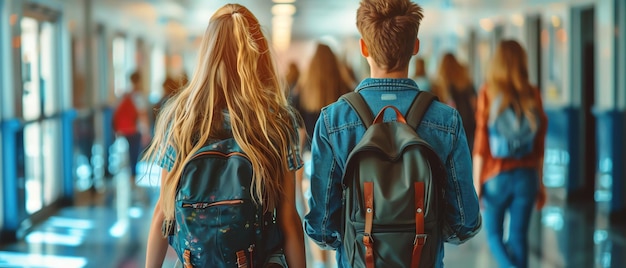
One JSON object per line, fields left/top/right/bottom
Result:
{"left": 593, "top": 0, "right": 626, "bottom": 214}
{"left": 1, "top": 0, "right": 16, "bottom": 118}
{"left": 0, "top": 0, "right": 22, "bottom": 241}
{"left": 0, "top": 0, "right": 6, "bottom": 236}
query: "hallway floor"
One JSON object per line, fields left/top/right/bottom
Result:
{"left": 1, "top": 166, "right": 625, "bottom": 267}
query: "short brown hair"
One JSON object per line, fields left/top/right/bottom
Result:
{"left": 356, "top": 0, "right": 423, "bottom": 72}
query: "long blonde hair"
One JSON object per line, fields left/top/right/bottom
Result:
{"left": 486, "top": 39, "right": 538, "bottom": 130}
{"left": 144, "top": 4, "right": 300, "bottom": 220}
{"left": 297, "top": 43, "right": 353, "bottom": 112}
{"left": 433, "top": 53, "right": 473, "bottom": 103}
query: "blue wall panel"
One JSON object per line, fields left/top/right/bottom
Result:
{"left": 62, "top": 110, "right": 77, "bottom": 201}
{"left": 595, "top": 110, "right": 625, "bottom": 213}
{"left": 0, "top": 119, "right": 24, "bottom": 241}
{"left": 544, "top": 107, "right": 581, "bottom": 191}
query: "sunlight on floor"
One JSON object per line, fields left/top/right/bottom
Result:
{"left": 0, "top": 251, "right": 88, "bottom": 268}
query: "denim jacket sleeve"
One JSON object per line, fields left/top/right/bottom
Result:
{"left": 303, "top": 115, "right": 344, "bottom": 250}
{"left": 442, "top": 112, "right": 482, "bottom": 244}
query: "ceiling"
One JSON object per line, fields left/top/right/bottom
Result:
{"left": 89, "top": 0, "right": 586, "bottom": 47}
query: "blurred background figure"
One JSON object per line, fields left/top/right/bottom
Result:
{"left": 412, "top": 57, "right": 432, "bottom": 92}
{"left": 154, "top": 77, "right": 177, "bottom": 112}
{"left": 112, "top": 70, "right": 151, "bottom": 181}
{"left": 286, "top": 61, "right": 300, "bottom": 91}
{"left": 292, "top": 43, "right": 353, "bottom": 268}
{"left": 285, "top": 61, "right": 300, "bottom": 105}
{"left": 472, "top": 39, "right": 548, "bottom": 268}
{"left": 151, "top": 76, "right": 182, "bottom": 135}
{"left": 433, "top": 53, "right": 477, "bottom": 150}
{"left": 293, "top": 43, "right": 354, "bottom": 143}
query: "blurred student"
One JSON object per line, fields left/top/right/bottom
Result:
{"left": 285, "top": 61, "right": 301, "bottom": 107}
{"left": 150, "top": 76, "right": 180, "bottom": 135}
{"left": 112, "top": 70, "right": 150, "bottom": 180}
{"left": 143, "top": 4, "right": 305, "bottom": 267}
{"left": 293, "top": 43, "right": 353, "bottom": 268}
{"left": 286, "top": 62, "right": 300, "bottom": 91}
{"left": 434, "top": 53, "right": 477, "bottom": 150}
{"left": 294, "top": 43, "right": 353, "bottom": 142}
{"left": 412, "top": 57, "right": 432, "bottom": 92}
{"left": 473, "top": 39, "right": 548, "bottom": 268}
{"left": 304, "top": 0, "right": 481, "bottom": 267}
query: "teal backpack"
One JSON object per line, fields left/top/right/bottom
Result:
{"left": 163, "top": 138, "right": 283, "bottom": 267}
{"left": 340, "top": 91, "right": 446, "bottom": 268}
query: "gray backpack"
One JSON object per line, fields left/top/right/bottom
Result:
{"left": 340, "top": 91, "right": 446, "bottom": 268}
{"left": 488, "top": 94, "right": 539, "bottom": 159}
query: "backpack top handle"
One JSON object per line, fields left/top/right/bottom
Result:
{"left": 373, "top": 105, "right": 407, "bottom": 124}
{"left": 341, "top": 91, "right": 438, "bottom": 129}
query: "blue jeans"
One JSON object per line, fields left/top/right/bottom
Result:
{"left": 482, "top": 168, "right": 539, "bottom": 268}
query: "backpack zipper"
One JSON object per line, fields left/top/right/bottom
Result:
{"left": 193, "top": 151, "right": 247, "bottom": 160}
{"left": 182, "top": 199, "right": 244, "bottom": 209}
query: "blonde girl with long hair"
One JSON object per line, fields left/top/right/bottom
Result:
{"left": 144, "top": 4, "right": 305, "bottom": 268}
{"left": 472, "top": 39, "right": 548, "bottom": 268}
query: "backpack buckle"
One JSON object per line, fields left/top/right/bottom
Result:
{"left": 363, "top": 233, "right": 375, "bottom": 244}
{"left": 414, "top": 234, "right": 427, "bottom": 245}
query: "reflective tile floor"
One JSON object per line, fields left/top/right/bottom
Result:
{"left": 1, "top": 167, "right": 625, "bottom": 267}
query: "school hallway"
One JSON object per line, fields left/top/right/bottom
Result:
{"left": 3, "top": 0, "right": 626, "bottom": 267}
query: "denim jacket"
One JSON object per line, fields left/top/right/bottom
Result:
{"left": 304, "top": 78, "right": 482, "bottom": 267}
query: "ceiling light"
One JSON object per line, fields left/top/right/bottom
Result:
{"left": 511, "top": 14, "right": 524, "bottom": 27}
{"left": 272, "top": 15, "right": 293, "bottom": 28}
{"left": 272, "top": 4, "right": 296, "bottom": 16}
{"left": 272, "top": 0, "right": 296, "bottom": 3}
{"left": 551, "top": 16, "right": 561, "bottom": 28}
{"left": 479, "top": 18, "right": 494, "bottom": 32}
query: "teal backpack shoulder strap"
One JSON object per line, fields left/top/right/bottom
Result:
{"left": 340, "top": 92, "right": 375, "bottom": 129}
{"left": 406, "top": 91, "right": 438, "bottom": 129}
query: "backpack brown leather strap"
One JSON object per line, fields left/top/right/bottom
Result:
{"left": 406, "top": 91, "right": 438, "bottom": 129}
{"left": 412, "top": 182, "right": 427, "bottom": 267}
{"left": 363, "top": 182, "right": 375, "bottom": 268}
{"left": 236, "top": 250, "right": 248, "bottom": 268}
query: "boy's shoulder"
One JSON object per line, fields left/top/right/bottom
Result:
{"left": 321, "top": 92, "right": 460, "bottom": 133}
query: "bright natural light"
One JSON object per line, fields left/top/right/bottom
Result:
{"left": 0, "top": 252, "right": 87, "bottom": 268}
{"left": 25, "top": 231, "right": 84, "bottom": 247}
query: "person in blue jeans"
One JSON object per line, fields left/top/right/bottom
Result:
{"left": 473, "top": 40, "right": 548, "bottom": 268}
{"left": 303, "top": 0, "right": 482, "bottom": 267}
{"left": 482, "top": 169, "right": 540, "bottom": 268}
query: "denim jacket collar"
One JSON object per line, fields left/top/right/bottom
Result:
{"left": 355, "top": 78, "right": 420, "bottom": 92}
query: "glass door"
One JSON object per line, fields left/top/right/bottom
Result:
{"left": 20, "top": 15, "right": 63, "bottom": 215}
